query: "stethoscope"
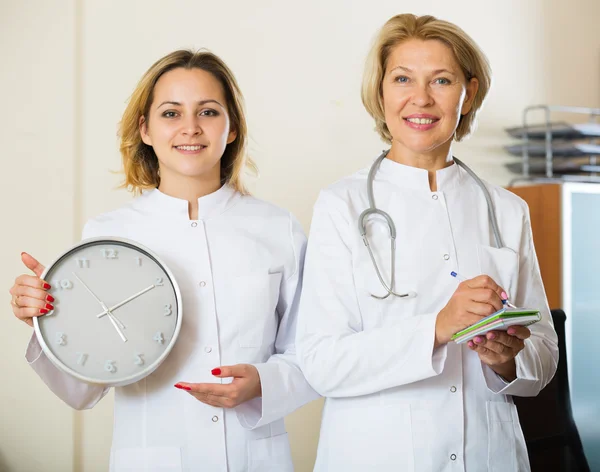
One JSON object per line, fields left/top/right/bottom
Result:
{"left": 358, "top": 150, "right": 505, "bottom": 300}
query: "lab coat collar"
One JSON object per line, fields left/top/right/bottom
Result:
{"left": 139, "top": 184, "right": 239, "bottom": 220}
{"left": 378, "top": 157, "right": 463, "bottom": 192}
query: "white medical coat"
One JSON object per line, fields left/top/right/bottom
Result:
{"left": 297, "top": 158, "right": 558, "bottom": 471}
{"left": 26, "top": 185, "right": 318, "bottom": 472}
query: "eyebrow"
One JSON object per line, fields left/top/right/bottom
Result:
{"left": 389, "top": 66, "right": 457, "bottom": 76}
{"left": 157, "top": 99, "right": 225, "bottom": 109}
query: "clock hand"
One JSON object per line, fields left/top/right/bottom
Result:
{"left": 73, "top": 272, "right": 127, "bottom": 342}
{"left": 96, "top": 284, "right": 156, "bottom": 318}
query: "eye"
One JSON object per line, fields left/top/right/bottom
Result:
{"left": 161, "top": 110, "right": 179, "bottom": 118}
{"left": 434, "top": 77, "right": 451, "bottom": 85}
{"left": 394, "top": 75, "right": 409, "bottom": 83}
{"left": 199, "top": 109, "right": 219, "bottom": 117}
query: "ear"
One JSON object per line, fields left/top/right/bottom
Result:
{"left": 226, "top": 127, "right": 237, "bottom": 145}
{"left": 139, "top": 115, "right": 152, "bottom": 146}
{"left": 461, "top": 77, "right": 479, "bottom": 116}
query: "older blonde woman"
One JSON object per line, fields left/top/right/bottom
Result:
{"left": 297, "top": 14, "right": 558, "bottom": 471}
{"left": 10, "top": 50, "right": 317, "bottom": 472}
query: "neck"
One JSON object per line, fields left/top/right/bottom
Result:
{"left": 158, "top": 170, "right": 222, "bottom": 220}
{"left": 387, "top": 143, "right": 454, "bottom": 191}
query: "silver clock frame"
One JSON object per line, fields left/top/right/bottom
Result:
{"left": 33, "top": 236, "right": 183, "bottom": 387}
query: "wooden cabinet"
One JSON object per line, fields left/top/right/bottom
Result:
{"left": 507, "top": 183, "right": 561, "bottom": 309}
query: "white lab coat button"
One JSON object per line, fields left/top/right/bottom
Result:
{"left": 450, "top": 454, "right": 457, "bottom": 461}
{"left": 450, "top": 386, "right": 457, "bottom": 393}
{"left": 199, "top": 281, "right": 207, "bottom": 287}
{"left": 191, "top": 222, "right": 198, "bottom": 228}
{"left": 432, "top": 194, "right": 439, "bottom": 200}
{"left": 212, "top": 416, "right": 219, "bottom": 423}
{"left": 204, "top": 346, "right": 212, "bottom": 353}
{"left": 443, "top": 254, "right": 450, "bottom": 261}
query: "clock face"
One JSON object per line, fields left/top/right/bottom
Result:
{"left": 33, "top": 237, "right": 182, "bottom": 386}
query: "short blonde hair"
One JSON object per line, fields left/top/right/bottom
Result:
{"left": 119, "top": 49, "right": 256, "bottom": 194}
{"left": 361, "top": 14, "right": 491, "bottom": 142}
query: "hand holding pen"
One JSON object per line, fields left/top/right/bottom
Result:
{"left": 434, "top": 273, "right": 508, "bottom": 348}
{"left": 451, "top": 271, "right": 517, "bottom": 308}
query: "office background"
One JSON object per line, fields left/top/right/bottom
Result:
{"left": 1, "top": 0, "right": 599, "bottom": 470}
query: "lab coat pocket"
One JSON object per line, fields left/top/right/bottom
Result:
{"left": 486, "top": 401, "right": 518, "bottom": 472}
{"left": 477, "top": 245, "right": 519, "bottom": 300}
{"left": 113, "top": 446, "right": 182, "bottom": 471}
{"left": 248, "top": 432, "right": 294, "bottom": 472}
{"left": 234, "top": 272, "right": 282, "bottom": 348}
{"left": 324, "top": 401, "right": 414, "bottom": 470}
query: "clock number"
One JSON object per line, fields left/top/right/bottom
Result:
{"left": 56, "top": 332, "right": 66, "bottom": 346}
{"left": 164, "top": 304, "right": 172, "bottom": 316}
{"left": 53, "top": 279, "right": 73, "bottom": 290}
{"left": 153, "top": 332, "right": 164, "bottom": 344}
{"left": 101, "top": 248, "right": 119, "bottom": 259}
{"left": 155, "top": 277, "right": 164, "bottom": 286}
{"left": 135, "top": 257, "right": 142, "bottom": 267}
{"left": 104, "top": 360, "right": 117, "bottom": 373}
{"left": 76, "top": 352, "right": 88, "bottom": 366}
{"left": 134, "top": 353, "right": 145, "bottom": 366}
{"left": 76, "top": 258, "right": 90, "bottom": 268}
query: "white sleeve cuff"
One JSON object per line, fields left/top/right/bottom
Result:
{"left": 25, "top": 332, "right": 44, "bottom": 365}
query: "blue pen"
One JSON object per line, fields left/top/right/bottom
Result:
{"left": 450, "top": 271, "right": 517, "bottom": 308}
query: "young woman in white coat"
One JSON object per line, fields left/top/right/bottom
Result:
{"left": 9, "top": 49, "right": 317, "bottom": 472}
{"left": 296, "top": 14, "right": 558, "bottom": 472}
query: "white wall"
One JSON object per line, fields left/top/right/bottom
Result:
{"left": 2, "top": 0, "right": 599, "bottom": 471}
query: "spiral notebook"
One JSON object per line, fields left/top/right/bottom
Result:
{"left": 451, "top": 307, "right": 541, "bottom": 344}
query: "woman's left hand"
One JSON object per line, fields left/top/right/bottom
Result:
{"left": 467, "top": 326, "right": 531, "bottom": 381}
{"left": 174, "top": 364, "right": 262, "bottom": 408}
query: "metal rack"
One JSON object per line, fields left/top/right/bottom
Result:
{"left": 505, "top": 105, "right": 600, "bottom": 186}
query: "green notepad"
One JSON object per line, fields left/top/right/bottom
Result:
{"left": 451, "top": 307, "right": 541, "bottom": 344}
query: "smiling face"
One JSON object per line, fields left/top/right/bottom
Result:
{"left": 381, "top": 39, "right": 478, "bottom": 164}
{"left": 139, "top": 67, "right": 237, "bottom": 187}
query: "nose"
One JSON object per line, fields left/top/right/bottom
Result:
{"left": 182, "top": 114, "right": 202, "bottom": 136}
{"left": 411, "top": 83, "right": 434, "bottom": 107}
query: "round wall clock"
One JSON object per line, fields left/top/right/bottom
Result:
{"left": 33, "top": 237, "right": 182, "bottom": 387}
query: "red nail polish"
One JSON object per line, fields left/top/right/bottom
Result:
{"left": 211, "top": 368, "right": 221, "bottom": 376}
{"left": 174, "top": 383, "right": 184, "bottom": 389}
{"left": 182, "top": 386, "right": 191, "bottom": 391}
{"left": 43, "top": 283, "right": 51, "bottom": 290}
{"left": 46, "top": 295, "right": 55, "bottom": 303}
{"left": 45, "top": 303, "right": 54, "bottom": 310}
{"left": 39, "top": 308, "right": 49, "bottom": 314}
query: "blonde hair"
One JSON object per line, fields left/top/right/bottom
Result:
{"left": 119, "top": 49, "right": 256, "bottom": 194}
{"left": 361, "top": 14, "right": 491, "bottom": 142}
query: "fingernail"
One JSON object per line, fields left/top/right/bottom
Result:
{"left": 20, "top": 252, "right": 25, "bottom": 256}
{"left": 474, "top": 336, "right": 482, "bottom": 343}
{"left": 45, "top": 303, "right": 54, "bottom": 310}
{"left": 488, "top": 332, "right": 496, "bottom": 340}
{"left": 468, "top": 341, "right": 474, "bottom": 348}
{"left": 43, "top": 283, "right": 51, "bottom": 290}
{"left": 501, "top": 291, "right": 508, "bottom": 300}
{"left": 211, "top": 368, "right": 221, "bottom": 376}
{"left": 46, "top": 294, "right": 55, "bottom": 303}
{"left": 508, "top": 328, "right": 516, "bottom": 335}
{"left": 39, "top": 308, "right": 49, "bottom": 314}
{"left": 174, "top": 383, "right": 190, "bottom": 391}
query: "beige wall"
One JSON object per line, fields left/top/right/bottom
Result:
{"left": 2, "top": 0, "right": 599, "bottom": 471}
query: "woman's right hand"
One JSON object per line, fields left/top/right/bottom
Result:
{"left": 435, "top": 275, "right": 507, "bottom": 347}
{"left": 9, "top": 253, "right": 53, "bottom": 327}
